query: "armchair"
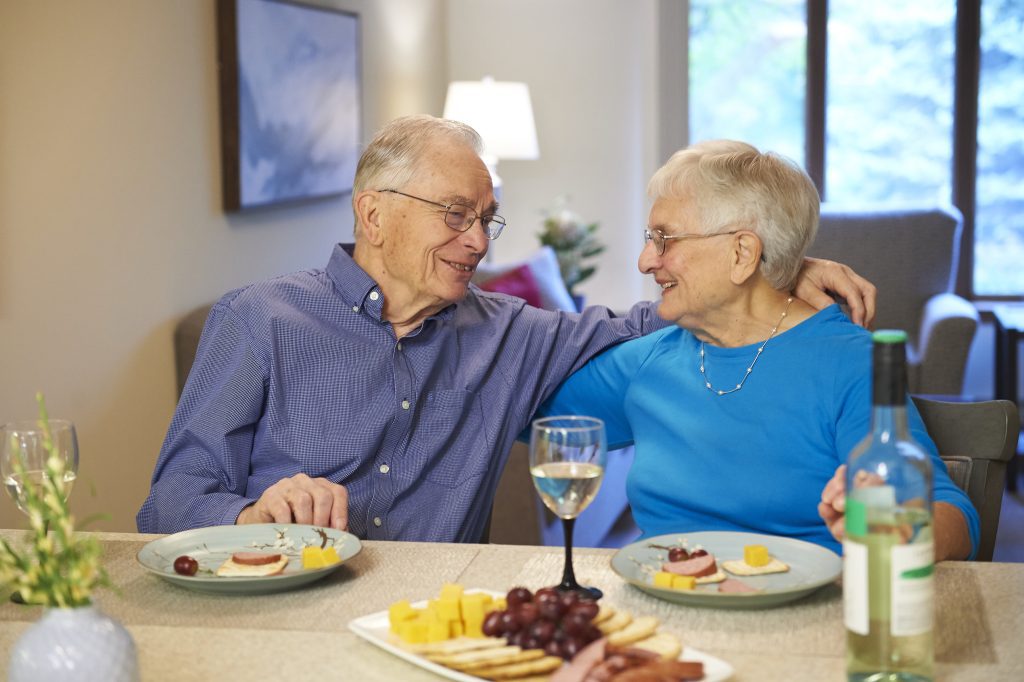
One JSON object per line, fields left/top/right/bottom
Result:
{"left": 808, "top": 206, "right": 979, "bottom": 395}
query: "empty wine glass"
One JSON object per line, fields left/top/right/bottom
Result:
{"left": 529, "top": 416, "right": 607, "bottom": 599}
{"left": 1, "top": 419, "right": 79, "bottom": 515}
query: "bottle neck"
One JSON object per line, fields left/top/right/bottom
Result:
{"left": 870, "top": 403, "right": 911, "bottom": 440}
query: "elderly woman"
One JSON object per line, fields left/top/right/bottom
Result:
{"left": 540, "top": 140, "right": 977, "bottom": 561}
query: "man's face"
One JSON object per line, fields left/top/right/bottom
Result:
{"left": 376, "top": 141, "right": 496, "bottom": 314}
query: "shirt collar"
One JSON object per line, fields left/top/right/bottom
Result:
{"left": 325, "top": 243, "right": 456, "bottom": 324}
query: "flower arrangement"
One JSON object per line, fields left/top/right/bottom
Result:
{"left": 537, "top": 198, "right": 605, "bottom": 297}
{"left": 0, "top": 394, "right": 109, "bottom": 607}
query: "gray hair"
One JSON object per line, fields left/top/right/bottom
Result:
{"left": 647, "top": 140, "right": 819, "bottom": 290}
{"left": 353, "top": 114, "right": 483, "bottom": 197}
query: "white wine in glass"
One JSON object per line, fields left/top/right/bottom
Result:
{"left": 1, "top": 419, "right": 79, "bottom": 514}
{"left": 530, "top": 416, "right": 606, "bottom": 598}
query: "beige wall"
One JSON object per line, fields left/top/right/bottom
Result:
{"left": 0, "top": 0, "right": 445, "bottom": 530}
{"left": 0, "top": 0, "right": 676, "bottom": 531}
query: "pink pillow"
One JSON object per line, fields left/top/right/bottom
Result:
{"left": 477, "top": 264, "right": 544, "bottom": 308}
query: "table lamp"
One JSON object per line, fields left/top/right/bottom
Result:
{"left": 442, "top": 76, "right": 540, "bottom": 200}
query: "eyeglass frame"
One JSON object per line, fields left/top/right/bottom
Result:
{"left": 643, "top": 228, "right": 767, "bottom": 262}
{"left": 376, "top": 189, "right": 506, "bottom": 240}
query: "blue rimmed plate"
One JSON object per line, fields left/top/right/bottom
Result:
{"left": 136, "top": 523, "right": 361, "bottom": 595}
{"left": 611, "top": 531, "right": 841, "bottom": 609}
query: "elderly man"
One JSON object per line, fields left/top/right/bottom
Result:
{"left": 137, "top": 115, "right": 875, "bottom": 541}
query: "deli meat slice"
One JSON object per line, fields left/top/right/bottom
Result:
{"left": 718, "top": 578, "right": 759, "bottom": 594}
{"left": 230, "top": 551, "right": 283, "bottom": 566}
{"left": 552, "top": 637, "right": 608, "bottom": 682}
{"left": 662, "top": 553, "right": 717, "bottom": 578}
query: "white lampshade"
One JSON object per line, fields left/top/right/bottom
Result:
{"left": 443, "top": 77, "right": 540, "bottom": 161}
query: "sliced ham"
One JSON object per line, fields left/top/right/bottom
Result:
{"left": 662, "top": 553, "right": 717, "bottom": 578}
{"left": 552, "top": 637, "right": 608, "bottom": 682}
{"left": 608, "top": 659, "right": 705, "bottom": 681}
{"left": 230, "top": 551, "right": 283, "bottom": 566}
{"left": 718, "top": 578, "right": 759, "bottom": 594}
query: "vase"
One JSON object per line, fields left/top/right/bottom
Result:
{"left": 8, "top": 604, "right": 140, "bottom": 682}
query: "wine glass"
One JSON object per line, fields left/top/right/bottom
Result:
{"left": 529, "top": 415, "right": 607, "bottom": 599}
{"left": 1, "top": 419, "right": 79, "bottom": 515}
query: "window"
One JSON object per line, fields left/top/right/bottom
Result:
{"left": 689, "top": 0, "right": 1024, "bottom": 297}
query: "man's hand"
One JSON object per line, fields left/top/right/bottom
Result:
{"left": 795, "top": 257, "right": 877, "bottom": 328}
{"left": 236, "top": 474, "right": 348, "bottom": 530}
{"left": 818, "top": 464, "right": 847, "bottom": 543}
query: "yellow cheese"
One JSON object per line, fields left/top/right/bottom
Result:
{"left": 744, "top": 544, "right": 771, "bottom": 567}
{"left": 437, "top": 597, "right": 461, "bottom": 622}
{"left": 463, "top": 613, "right": 485, "bottom": 638}
{"left": 321, "top": 547, "right": 341, "bottom": 565}
{"left": 450, "top": 620, "right": 465, "bottom": 638}
{"left": 427, "top": 619, "right": 450, "bottom": 642}
{"left": 302, "top": 545, "right": 342, "bottom": 569}
{"left": 388, "top": 600, "right": 417, "bottom": 632}
{"left": 653, "top": 571, "right": 675, "bottom": 588}
{"left": 397, "top": 620, "right": 429, "bottom": 644}
{"left": 671, "top": 575, "right": 696, "bottom": 591}
{"left": 440, "top": 583, "right": 464, "bottom": 601}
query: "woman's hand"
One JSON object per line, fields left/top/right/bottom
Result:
{"left": 795, "top": 257, "right": 877, "bottom": 328}
{"left": 818, "top": 464, "right": 847, "bottom": 542}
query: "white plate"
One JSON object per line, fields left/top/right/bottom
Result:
{"left": 136, "top": 523, "right": 361, "bottom": 595}
{"left": 611, "top": 531, "right": 842, "bottom": 609}
{"left": 348, "top": 590, "right": 733, "bottom": 681}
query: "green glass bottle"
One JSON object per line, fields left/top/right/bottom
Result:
{"left": 844, "top": 330, "right": 934, "bottom": 682}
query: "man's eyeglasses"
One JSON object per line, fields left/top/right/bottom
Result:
{"left": 377, "top": 189, "right": 506, "bottom": 240}
{"left": 643, "top": 228, "right": 767, "bottom": 262}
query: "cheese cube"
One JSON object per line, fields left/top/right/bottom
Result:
{"left": 427, "top": 619, "right": 450, "bottom": 642}
{"left": 671, "top": 575, "right": 696, "bottom": 590}
{"left": 744, "top": 544, "right": 771, "bottom": 567}
{"left": 321, "top": 547, "right": 341, "bottom": 566}
{"left": 436, "top": 598, "right": 461, "bottom": 622}
{"left": 302, "top": 546, "right": 327, "bottom": 569}
{"left": 460, "top": 593, "right": 490, "bottom": 623}
{"left": 653, "top": 571, "right": 675, "bottom": 588}
{"left": 463, "top": 614, "right": 485, "bottom": 638}
{"left": 450, "top": 620, "right": 465, "bottom": 638}
{"left": 388, "top": 600, "right": 416, "bottom": 632}
{"left": 397, "top": 620, "right": 429, "bottom": 644}
{"left": 440, "top": 583, "right": 464, "bottom": 601}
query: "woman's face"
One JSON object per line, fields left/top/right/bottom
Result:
{"left": 638, "top": 196, "right": 736, "bottom": 327}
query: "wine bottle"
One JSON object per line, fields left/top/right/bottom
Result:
{"left": 844, "top": 330, "right": 934, "bottom": 682}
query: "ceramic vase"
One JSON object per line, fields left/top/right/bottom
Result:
{"left": 8, "top": 604, "right": 140, "bottom": 682}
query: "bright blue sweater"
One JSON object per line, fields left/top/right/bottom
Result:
{"left": 541, "top": 305, "right": 980, "bottom": 558}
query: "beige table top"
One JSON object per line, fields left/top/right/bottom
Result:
{"left": 1, "top": 531, "right": 1022, "bottom": 681}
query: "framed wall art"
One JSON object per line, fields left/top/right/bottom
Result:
{"left": 217, "top": 0, "right": 361, "bottom": 211}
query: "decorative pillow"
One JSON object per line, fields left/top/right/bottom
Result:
{"left": 477, "top": 264, "right": 544, "bottom": 309}
{"left": 473, "top": 246, "right": 576, "bottom": 312}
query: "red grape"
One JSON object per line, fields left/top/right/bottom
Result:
{"left": 538, "top": 598, "right": 565, "bottom": 621}
{"left": 668, "top": 547, "right": 690, "bottom": 562}
{"left": 534, "top": 587, "right": 559, "bottom": 604}
{"left": 529, "top": 619, "right": 556, "bottom": 644}
{"left": 561, "top": 611, "right": 590, "bottom": 636}
{"left": 499, "top": 610, "right": 522, "bottom": 634}
{"left": 482, "top": 611, "right": 504, "bottom": 637}
{"left": 173, "top": 555, "right": 198, "bottom": 576}
{"left": 560, "top": 637, "right": 585, "bottom": 660}
{"left": 569, "top": 600, "right": 599, "bottom": 620}
{"left": 515, "top": 602, "right": 540, "bottom": 627}
{"left": 506, "top": 586, "right": 533, "bottom": 608}
{"left": 544, "top": 639, "right": 562, "bottom": 656}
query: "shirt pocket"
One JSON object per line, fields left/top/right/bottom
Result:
{"left": 408, "top": 389, "right": 491, "bottom": 489}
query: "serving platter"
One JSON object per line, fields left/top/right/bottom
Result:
{"left": 611, "top": 531, "right": 842, "bottom": 609}
{"left": 136, "top": 523, "right": 361, "bottom": 595}
{"left": 348, "top": 590, "right": 734, "bottom": 681}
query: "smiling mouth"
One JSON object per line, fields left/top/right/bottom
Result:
{"left": 659, "top": 282, "right": 677, "bottom": 290}
{"left": 443, "top": 259, "right": 476, "bottom": 273}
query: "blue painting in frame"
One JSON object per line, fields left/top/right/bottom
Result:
{"left": 217, "top": 0, "right": 361, "bottom": 211}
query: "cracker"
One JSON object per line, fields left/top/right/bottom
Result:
{"left": 695, "top": 569, "right": 726, "bottom": 584}
{"left": 400, "top": 636, "right": 507, "bottom": 656}
{"left": 454, "top": 648, "right": 546, "bottom": 673}
{"left": 630, "top": 631, "right": 683, "bottom": 661}
{"left": 592, "top": 603, "right": 616, "bottom": 625}
{"left": 722, "top": 557, "right": 789, "bottom": 576}
{"left": 597, "top": 609, "right": 633, "bottom": 635}
{"left": 607, "top": 615, "right": 659, "bottom": 646}
{"left": 473, "top": 655, "right": 564, "bottom": 680}
{"left": 427, "top": 645, "right": 523, "bottom": 667}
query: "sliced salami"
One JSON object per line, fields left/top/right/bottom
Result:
{"left": 661, "top": 553, "right": 717, "bottom": 578}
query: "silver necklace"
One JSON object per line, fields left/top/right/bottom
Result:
{"left": 699, "top": 296, "right": 793, "bottom": 396}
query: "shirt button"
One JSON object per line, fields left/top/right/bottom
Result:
{"left": 369, "top": 291, "right": 380, "bottom": 301}
{"left": 351, "top": 305, "right": 359, "bottom": 312}
{"left": 401, "top": 399, "right": 410, "bottom": 410}
{"left": 379, "top": 464, "right": 390, "bottom": 474}
{"left": 373, "top": 517, "right": 382, "bottom": 527}
{"left": 397, "top": 342, "right": 403, "bottom": 351}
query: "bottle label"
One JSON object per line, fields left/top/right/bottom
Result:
{"left": 843, "top": 538, "right": 869, "bottom": 635}
{"left": 891, "top": 542, "right": 934, "bottom": 636}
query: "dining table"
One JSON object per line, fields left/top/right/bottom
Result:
{"left": 0, "top": 530, "right": 1021, "bottom": 681}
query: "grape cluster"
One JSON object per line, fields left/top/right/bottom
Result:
{"left": 667, "top": 547, "right": 707, "bottom": 562}
{"left": 482, "top": 586, "right": 602, "bottom": 660}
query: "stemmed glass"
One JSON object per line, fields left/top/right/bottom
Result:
{"left": 1, "top": 419, "right": 79, "bottom": 603}
{"left": 1, "top": 419, "right": 79, "bottom": 514}
{"left": 529, "top": 416, "right": 607, "bottom": 599}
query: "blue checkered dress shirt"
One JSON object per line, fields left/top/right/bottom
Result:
{"left": 137, "top": 244, "right": 663, "bottom": 541}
